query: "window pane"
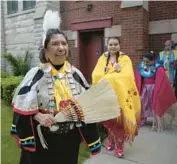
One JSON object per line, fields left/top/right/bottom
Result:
{"left": 23, "top": 0, "right": 36, "bottom": 10}
{"left": 7, "top": 1, "right": 18, "bottom": 15}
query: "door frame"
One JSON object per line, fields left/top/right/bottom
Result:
{"left": 78, "top": 29, "right": 104, "bottom": 82}
{"left": 78, "top": 28, "right": 105, "bottom": 65}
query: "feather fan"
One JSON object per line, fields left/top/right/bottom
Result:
{"left": 54, "top": 80, "right": 120, "bottom": 124}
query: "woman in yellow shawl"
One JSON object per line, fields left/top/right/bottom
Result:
{"left": 92, "top": 37, "right": 141, "bottom": 158}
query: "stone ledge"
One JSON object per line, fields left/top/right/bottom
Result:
{"left": 149, "top": 19, "right": 177, "bottom": 34}
{"left": 33, "top": 7, "right": 46, "bottom": 20}
{"left": 121, "top": 1, "right": 148, "bottom": 11}
{"left": 6, "top": 9, "right": 35, "bottom": 18}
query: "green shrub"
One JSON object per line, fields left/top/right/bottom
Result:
{"left": 1, "top": 76, "right": 23, "bottom": 103}
{"left": 1, "top": 70, "right": 9, "bottom": 78}
{"left": 3, "top": 51, "right": 31, "bottom": 76}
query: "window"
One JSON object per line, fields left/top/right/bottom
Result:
{"left": 23, "top": 0, "right": 36, "bottom": 10}
{"left": 7, "top": 1, "right": 18, "bottom": 15}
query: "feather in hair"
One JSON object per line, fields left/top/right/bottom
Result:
{"left": 42, "top": 10, "right": 61, "bottom": 46}
{"left": 43, "top": 10, "right": 61, "bottom": 32}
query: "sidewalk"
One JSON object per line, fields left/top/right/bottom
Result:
{"left": 84, "top": 126, "right": 177, "bottom": 164}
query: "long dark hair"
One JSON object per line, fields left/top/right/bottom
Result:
{"left": 104, "top": 37, "right": 121, "bottom": 73}
{"left": 39, "top": 29, "right": 68, "bottom": 63}
{"left": 143, "top": 52, "right": 155, "bottom": 61}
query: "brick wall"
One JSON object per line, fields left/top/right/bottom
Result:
{"left": 149, "top": 1, "right": 177, "bottom": 55}
{"left": 68, "top": 40, "right": 78, "bottom": 67}
{"left": 149, "top": 33, "right": 172, "bottom": 54}
{"left": 61, "top": 1, "right": 176, "bottom": 69}
{"left": 61, "top": 2, "right": 149, "bottom": 69}
{"left": 60, "top": 1, "right": 121, "bottom": 30}
{"left": 149, "top": 1, "right": 177, "bottom": 21}
{"left": 120, "top": 7, "right": 149, "bottom": 69}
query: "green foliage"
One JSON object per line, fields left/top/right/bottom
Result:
{"left": 1, "top": 76, "right": 23, "bottom": 103}
{"left": 1, "top": 99, "right": 20, "bottom": 164}
{"left": 78, "top": 143, "right": 90, "bottom": 164}
{"left": 3, "top": 51, "right": 31, "bottom": 76}
{"left": 1, "top": 70, "right": 9, "bottom": 78}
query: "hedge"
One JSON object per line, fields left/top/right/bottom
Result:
{"left": 1, "top": 76, "right": 23, "bottom": 103}
{"left": 1, "top": 70, "right": 9, "bottom": 78}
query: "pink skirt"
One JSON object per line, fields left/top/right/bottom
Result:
{"left": 140, "top": 84, "right": 155, "bottom": 118}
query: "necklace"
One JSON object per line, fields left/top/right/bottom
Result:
{"left": 139, "top": 62, "right": 160, "bottom": 78}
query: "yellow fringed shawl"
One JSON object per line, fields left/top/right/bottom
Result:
{"left": 92, "top": 53, "right": 141, "bottom": 136}
{"left": 50, "top": 61, "right": 72, "bottom": 111}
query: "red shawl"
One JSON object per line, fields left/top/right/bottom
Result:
{"left": 135, "top": 67, "right": 177, "bottom": 117}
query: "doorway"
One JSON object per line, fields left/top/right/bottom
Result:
{"left": 79, "top": 30, "right": 104, "bottom": 83}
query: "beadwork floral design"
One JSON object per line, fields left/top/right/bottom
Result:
{"left": 126, "top": 88, "right": 138, "bottom": 110}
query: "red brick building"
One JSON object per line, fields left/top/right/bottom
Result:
{"left": 60, "top": 1, "right": 177, "bottom": 82}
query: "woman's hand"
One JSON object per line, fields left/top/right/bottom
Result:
{"left": 113, "top": 63, "right": 121, "bottom": 72}
{"left": 34, "top": 112, "right": 56, "bottom": 127}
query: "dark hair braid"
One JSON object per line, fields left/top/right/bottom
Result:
{"left": 104, "top": 51, "right": 120, "bottom": 73}
{"left": 116, "top": 51, "right": 120, "bottom": 63}
{"left": 104, "top": 52, "right": 110, "bottom": 73}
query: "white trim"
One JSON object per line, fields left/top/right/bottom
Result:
{"left": 6, "top": 8, "right": 35, "bottom": 18}
{"left": 121, "top": 1, "right": 148, "bottom": 11}
{"left": 6, "top": 0, "right": 36, "bottom": 18}
{"left": 18, "top": 0, "right": 23, "bottom": 12}
{"left": 149, "top": 19, "right": 177, "bottom": 35}
{"left": 105, "top": 25, "right": 121, "bottom": 38}
{"left": 171, "top": 34, "right": 177, "bottom": 43}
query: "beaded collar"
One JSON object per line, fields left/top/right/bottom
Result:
{"left": 138, "top": 61, "right": 161, "bottom": 78}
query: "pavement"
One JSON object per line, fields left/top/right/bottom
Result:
{"left": 84, "top": 125, "right": 177, "bottom": 164}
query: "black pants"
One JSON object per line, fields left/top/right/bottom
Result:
{"left": 20, "top": 128, "right": 81, "bottom": 164}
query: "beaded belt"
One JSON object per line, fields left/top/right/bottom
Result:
{"left": 37, "top": 121, "right": 83, "bottom": 149}
{"left": 42, "top": 122, "right": 75, "bottom": 134}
